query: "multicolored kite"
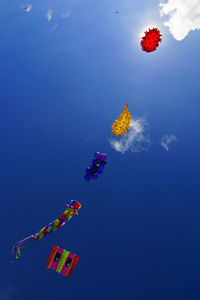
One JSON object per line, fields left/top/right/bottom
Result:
{"left": 11, "top": 200, "right": 81, "bottom": 260}
{"left": 141, "top": 28, "right": 162, "bottom": 53}
{"left": 111, "top": 104, "right": 132, "bottom": 137}
{"left": 84, "top": 152, "right": 107, "bottom": 181}
{"left": 47, "top": 245, "right": 79, "bottom": 278}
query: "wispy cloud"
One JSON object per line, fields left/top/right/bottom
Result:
{"left": 22, "top": 4, "right": 32, "bottom": 12}
{"left": 160, "top": 0, "right": 200, "bottom": 40}
{"left": 46, "top": 9, "right": 53, "bottom": 21}
{"left": 109, "top": 118, "right": 151, "bottom": 154}
{"left": 61, "top": 10, "right": 70, "bottom": 19}
{"left": 160, "top": 134, "right": 177, "bottom": 151}
{"left": 51, "top": 23, "right": 58, "bottom": 31}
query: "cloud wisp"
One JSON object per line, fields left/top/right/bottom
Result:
{"left": 61, "top": 10, "right": 70, "bottom": 19}
{"left": 51, "top": 23, "right": 58, "bottom": 31}
{"left": 109, "top": 118, "right": 151, "bottom": 154}
{"left": 46, "top": 9, "right": 53, "bottom": 21}
{"left": 160, "top": 0, "right": 200, "bottom": 40}
{"left": 160, "top": 134, "right": 177, "bottom": 151}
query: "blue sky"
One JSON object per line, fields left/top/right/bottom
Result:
{"left": 1, "top": 0, "right": 200, "bottom": 299}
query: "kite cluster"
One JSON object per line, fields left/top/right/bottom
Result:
{"left": 85, "top": 152, "right": 107, "bottom": 181}
{"left": 11, "top": 104, "right": 133, "bottom": 276}
{"left": 11, "top": 200, "right": 81, "bottom": 277}
{"left": 11, "top": 19, "right": 163, "bottom": 279}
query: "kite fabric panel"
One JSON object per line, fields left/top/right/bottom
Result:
{"left": 47, "top": 245, "right": 79, "bottom": 278}
{"left": 111, "top": 104, "right": 132, "bottom": 137}
{"left": 11, "top": 200, "right": 81, "bottom": 261}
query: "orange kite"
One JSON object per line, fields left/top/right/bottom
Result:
{"left": 111, "top": 104, "right": 132, "bottom": 137}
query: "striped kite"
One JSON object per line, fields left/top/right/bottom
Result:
{"left": 47, "top": 245, "right": 79, "bottom": 278}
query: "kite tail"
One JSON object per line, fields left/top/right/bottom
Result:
{"left": 11, "top": 235, "right": 35, "bottom": 261}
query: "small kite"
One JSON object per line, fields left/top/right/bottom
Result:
{"left": 84, "top": 152, "right": 107, "bottom": 181}
{"left": 47, "top": 245, "right": 79, "bottom": 278}
{"left": 141, "top": 28, "right": 162, "bottom": 53}
{"left": 11, "top": 200, "right": 81, "bottom": 260}
{"left": 23, "top": 5, "right": 32, "bottom": 12}
{"left": 111, "top": 104, "right": 132, "bottom": 137}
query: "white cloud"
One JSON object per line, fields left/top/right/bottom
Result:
{"left": 51, "top": 23, "right": 58, "bottom": 31}
{"left": 22, "top": 4, "right": 32, "bottom": 12}
{"left": 160, "top": 134, "right": 177, "bottom": 151}
{"left": 61, "top": 10, "right": 70, "bottom": 19}
{"left": 160, "top": 0, "right": 200, "bottom": 40}
{"left": 109, "top": 118, "right": 151, "bottom": 154}
{"left": 46, "top": 9, "right": 53, "bottom": 21}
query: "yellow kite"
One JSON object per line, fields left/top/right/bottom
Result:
{"left": 111, "top": 104, "right": 132, "bottom": 137}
